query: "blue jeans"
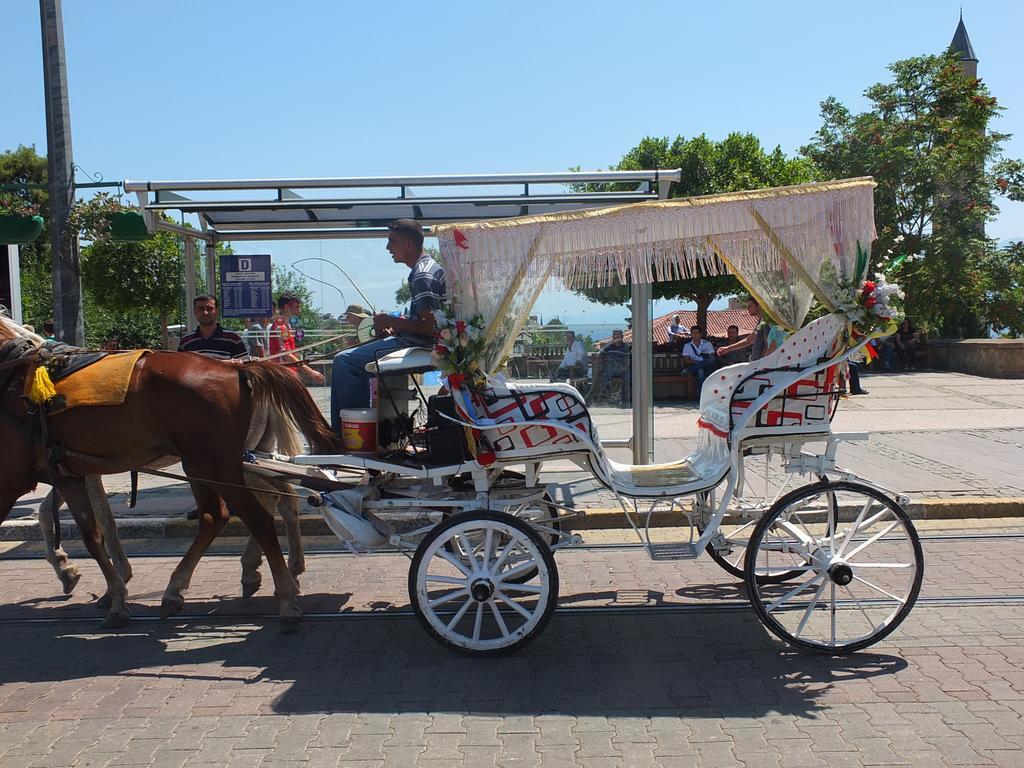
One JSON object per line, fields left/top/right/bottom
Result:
{"left": 330, "top": 336, "right": 421, "bottom": 432}
{"left": 683, "top": 357, "right": 718, "bottom": 392}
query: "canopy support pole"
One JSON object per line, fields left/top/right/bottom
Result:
{"left": 204, "top": 241, "right": 217, "bottom": 298}
{"left": 183, "top": 238, "right": 197, "bottom": 324}
{"left": 751, "top": 210, "right": 837, "bottom": 314}
{"left": 631, "top": 281, "right": 653, "bottom": 464}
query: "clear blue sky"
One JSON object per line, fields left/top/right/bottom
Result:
{"left": 3, "top": 0, "right": 1023, "bottom": 327}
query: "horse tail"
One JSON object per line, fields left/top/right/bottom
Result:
{"left": 240, "top": 362, "right": 343, "bottom": 455}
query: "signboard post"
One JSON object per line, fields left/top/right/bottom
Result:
{"left": 1, "top": 245, "right": 23, "bottom": 323}
{"left": 219, "top": 254, "right": 272, "bottom": 319}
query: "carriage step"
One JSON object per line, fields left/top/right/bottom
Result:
{"left": 645, "top": 542, "right": 699, "bottom": 561}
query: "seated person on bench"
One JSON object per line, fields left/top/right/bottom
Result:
{"left": 550, "top": 330, "right": 588, "bottom": 383}
{"left": 681, "top": 325, "right": 717, "bottom": 391}
{"left": 329, "top": 219, "right": 445, "bottom": 433}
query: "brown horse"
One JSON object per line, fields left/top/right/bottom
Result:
{"left": 0, "top": 315, "right": 341, "bottom": 628}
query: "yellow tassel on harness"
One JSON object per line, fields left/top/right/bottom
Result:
{"left": 26, "top": 365, "right": 58, "bottom": 404}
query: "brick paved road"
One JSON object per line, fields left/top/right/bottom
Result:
{"left": 1, "top": 533, "right": 1024, "bottom": 766}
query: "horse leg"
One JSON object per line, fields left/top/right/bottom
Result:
{"left": 160, "top": 480, "right": 230, "bottom": 619}
{"left": 54, "top": 477, "right": 131, "bottom": 628}
{"left": 237, "top": 472, "right": 281, "bottom": 597}
{"left": 239, "top": 533, "right": 264, "bottom": 598}
{"left": 38, "top": 486, "right": 81, "bottom": 595}
{"left": 218, "top": 482, "right": 301, "bottom": 631}
{"left": 85, "top": 475, "right": 132, "bottom": 585}
{"left": 240, "top": 472, "right": 304, "bottom": 589}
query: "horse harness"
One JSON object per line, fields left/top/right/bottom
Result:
{"left": 0, "top": 339, "right": 121, "bottom": 478}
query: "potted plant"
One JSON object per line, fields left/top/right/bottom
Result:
{"left": 0, "top": 191, "right": 45, "bottom": 244}
{"left": 70, "top": 192, "right": 152, "bottom": 242}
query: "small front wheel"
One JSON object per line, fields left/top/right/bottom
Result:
{"left": 744, "top": 481, "right": 923, "bottom": 654}
{"left": 410, "top": 511, "right": 558, "bottom": 656}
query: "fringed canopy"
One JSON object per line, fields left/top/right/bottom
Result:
{"left": 433, "top": 178, "right": 876, "bottom": 373}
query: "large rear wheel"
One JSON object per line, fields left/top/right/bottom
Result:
{"left": 744, "top": 481, "right": 923, "bottom": 654}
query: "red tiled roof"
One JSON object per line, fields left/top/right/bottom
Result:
{"left": 619, "top": 308, "right": 756, "bottom": 345}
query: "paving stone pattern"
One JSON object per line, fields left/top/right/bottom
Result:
{"left": 1, "top": 536, "right": 1024, "bottom": 766}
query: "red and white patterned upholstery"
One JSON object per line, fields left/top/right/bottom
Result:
{"left": 698, "top": 314, "right": 846, "bottom": 440}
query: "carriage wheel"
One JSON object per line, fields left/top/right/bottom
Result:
{"left": 696, "top": 464, "right": 815, "bottom": 584}
{"left": 444, "top": 492, "right": 561, "bottom": 580}
{"left": 744, "top": 481, "right": 923, "bottom": 654}
{"left": 410, "top": 510, "right": 558, "bottom": 656}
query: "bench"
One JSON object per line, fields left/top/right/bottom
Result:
{"left": 653, "top": 354, "right": 698, "bottom": 400}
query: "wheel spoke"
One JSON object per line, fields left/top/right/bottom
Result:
{"left": 446, "top": 596, "right": 473, "bottom": 630}
{"left": 472, "top": 602, "right": 484, "bottom": 641}
{"left": 488, "top": 600, "right": 511, "bottom": 638}
{"left": 435, "top": 549, "right": 472, "bottom": 577}
{"left": 770, "top": 519, "right": 814, "bottom": 549}
{"left": 500, "top": 558, "right": 540, "bottom": 583}
{"left": 794, "top": 578, "right": 829, "bottom": 637}
{"left": 490, "top": 535, "right": 523, "bottom": 574}
{"left": 482, "top": 527, "right": 494, "bottom": 570}
{"left": 844, "top": 520, "right": 900, "bottom": 560}
{"left": 830, "top": 583, "right": 837, "bottom": 647}
{"left": 846, "top": 562, "right": 913, "bottom": 569}
{"left": 429, "top": 587, "right": 468, "bottom": 609}
{"left": 844, "top": 584, "right": 884, "bottom": 633}
{"left": 764, "top": 574, "right": 825, "bottom": 613}
{"left": 425, "top": 574, "right": 468, "bottom": 585}
{"left": 837, "top": 497, "right": 874, "bottom": 556}
{"left": 497, "top": 582, "right": 543, "bottom": 594}
{"left": 495, "top": 590, "right": 535, "bottom": 619}
{"left": 850, "top": 574, "right": 906, "bottom": 603}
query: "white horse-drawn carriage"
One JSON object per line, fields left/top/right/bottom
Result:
{"left": 252, "top": 177, "right": 923, "bottom": 656}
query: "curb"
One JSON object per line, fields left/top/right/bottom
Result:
{"left": 4, "top": 497, "right": 1022, "bottom": 542}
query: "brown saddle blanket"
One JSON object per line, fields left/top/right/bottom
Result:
{"left": 49, "top": 350, "right": 149, "bottom": 413}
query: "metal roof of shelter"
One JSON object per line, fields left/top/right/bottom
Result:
{"left": 123, "top": 170, "right": 682, "bottom": 243}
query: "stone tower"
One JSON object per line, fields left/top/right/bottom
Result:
{"left": 949, "top": 12, "right": 977, "bottom": 79}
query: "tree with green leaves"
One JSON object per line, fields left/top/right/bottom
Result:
{"left": 801, "top": 51, "right": 1023, "bottom": 337}
{"left": 1, "top": 145, "right": 52, "bottom": 323}
{"left": 81, "top": 231, "right": 183, "bottom": 349}
{"left": 576, "top": 133, "right": 818, "bottom": 331}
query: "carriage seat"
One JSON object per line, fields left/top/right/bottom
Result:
{"left": 364, "top": 346, "right": 436, "bottom": 375}
{"left": 695, "top": 314, "right": 845, "bottom": 438}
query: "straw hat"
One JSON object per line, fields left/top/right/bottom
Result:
{"left": 345, "top": 304, "right": 371, "bottom": 319}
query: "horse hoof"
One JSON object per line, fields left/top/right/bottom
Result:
{"left": 160, "top": 596, "right": 184, "bottom": 619}
{"left": 241, "top": 580, "right": 261, "bottom": 598}
{"left": 97, "top": 593, "right": 113, "bottom": 610}
{"left": 60, "top": 571, "right": 81, "bottom": 595}
{"left": 101, "top": 610, "right": 131, "bottom": 629}
{"left": 279, "top": 615, "right": 302, "bottom": 633}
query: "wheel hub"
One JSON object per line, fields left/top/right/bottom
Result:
{"left": 470, "top": 579, "right": 494, "bottom": 602}
{"left": 828, "top": 563, "right": 854, "bottom": 586}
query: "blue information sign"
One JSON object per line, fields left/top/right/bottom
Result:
{"left": 219, "top": 254, "right": 272, "bottom": 318}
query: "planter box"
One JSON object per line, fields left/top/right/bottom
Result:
{"left": 108, "top": 211, "right": 152, "bottom": 241}
{"left": 0, "top": 215, "right": 44, "bottom": 245}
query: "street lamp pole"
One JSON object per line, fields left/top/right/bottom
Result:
{"left": 39, "top": 0, "right": 83, "bottom": 344}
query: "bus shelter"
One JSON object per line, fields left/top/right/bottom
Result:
{"left": 123, "top": 170, "right": 682, "bottom": 463}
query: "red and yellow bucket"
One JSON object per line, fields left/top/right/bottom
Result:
{"left": 339, "top": 408, "right": 377, "bottom": 456}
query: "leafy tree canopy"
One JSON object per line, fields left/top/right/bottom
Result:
{"left": 801, "top": 51, "right": 1022, "bottom": 337}
{"left": 575, "top": 133, "right": 817, "bottom": 330}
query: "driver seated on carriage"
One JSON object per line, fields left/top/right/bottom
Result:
{"left": 329, "top": 219, "right": 446, "bottom": 433}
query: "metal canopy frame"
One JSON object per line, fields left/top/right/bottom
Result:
{"left": 124, "top": 169, "right": 680, "bottom": 463}
{"left": 124, "top": 170, "right": 679, "bottom": 243}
